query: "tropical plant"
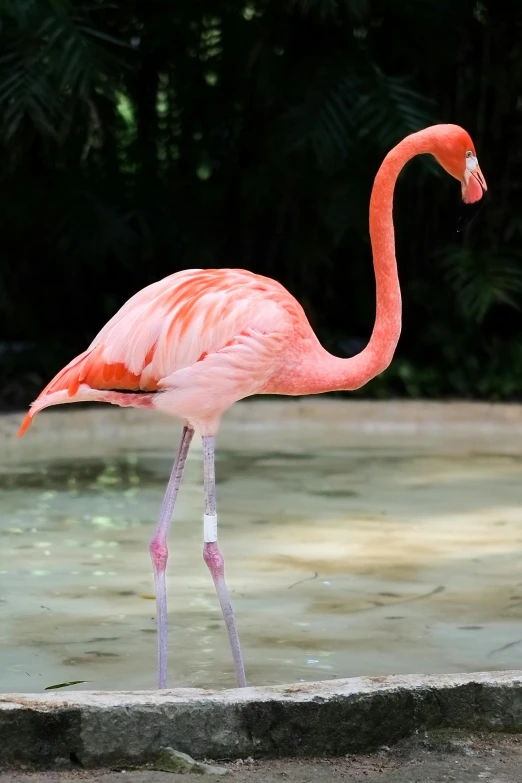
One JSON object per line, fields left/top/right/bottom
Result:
{"left": 0, "top": 0, "right": 521, "bottom": 407}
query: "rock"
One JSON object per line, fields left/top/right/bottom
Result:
{"left": 155, "top": 748, "right": 196, "bottom": 773}
{"left": 193, "top": 761, "right": 230, "bottom": 775}
{"left": 154, "top": 747, "right": 230, "bottom": 775}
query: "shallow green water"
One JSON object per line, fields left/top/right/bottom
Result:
{"left": 1, "top": 442, "right": 522, "bottom": 691}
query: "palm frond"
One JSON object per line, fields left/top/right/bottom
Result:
{"left": 0, "top": 54, "right": 61, "bottom": 139}
{"left": 351, "top": 68, "right": 437, "bottom": 152}
{"left": 276, "top": 64, "right": 367, "bottom": 171}
{"left": 276, "top": 60, "right": 437, "bottom": 174}
{"left": 0, "top": 0, "right": 129, "bottom": 144}
{"left": 440, "top": 246, "right": 522, "bottom": 323}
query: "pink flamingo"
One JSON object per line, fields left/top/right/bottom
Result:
{"left": 18, "top": 125, "right": 486, "bottom": 690}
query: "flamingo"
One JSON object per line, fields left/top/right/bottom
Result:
{"left": 17, "top": 124, "right": 486, "bottom": 690}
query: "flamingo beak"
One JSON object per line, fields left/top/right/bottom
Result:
{"left": 462, "top": 163, "right": 487, "bottom": 204}
{"left": 457, "top": 159, "right": 487, "bottom": 232}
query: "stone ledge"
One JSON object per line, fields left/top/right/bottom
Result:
{"left": 2, "top": 671, "right": 522, "bottom": 769}
{"left": 6, "top": 398, "right": 522, "bottom": 464}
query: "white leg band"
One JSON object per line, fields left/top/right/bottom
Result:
{"left": 204, "top": 513, "right": 218, "bottom": 543}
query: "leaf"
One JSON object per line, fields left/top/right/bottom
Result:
{"left": 276, "top": 64, "right": 364, "bottom": 171}
{"left": 0, "top": 0, "right": 129, "bottom": 144}
{"left": 45, "top": 680, "right": 90, "bottom": 690}
{"left": 276, "top": 61, "right": 437, "bottom": 174}
{"left": 351, "top": 68, "right": 437, "bottom": 152}
{"left": 439, "top": 246, "right": 522, "bottom": 324}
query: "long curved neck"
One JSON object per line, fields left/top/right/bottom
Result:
{"left": 296, "top": 129, "right": 436, "bottom": 394}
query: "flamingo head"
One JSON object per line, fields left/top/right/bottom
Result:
{"left": 431, "top": 125, "right": 487, "bottom": 204}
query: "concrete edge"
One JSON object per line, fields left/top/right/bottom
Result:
{"left": 6, "top": 397, "right": 522, "bottom": 442}
{"left": 2, "top": 671, "right": 522, "bottom": 769}
{"left": 5, "top": 398, "right": 522, "bottom": 465}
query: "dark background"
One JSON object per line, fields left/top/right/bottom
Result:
{"left": 1, "top": 0, "right": 520, "bottom": 410}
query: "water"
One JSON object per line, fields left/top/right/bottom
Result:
{"left": 2, "top": 419, "right": 522, "bottom": 692}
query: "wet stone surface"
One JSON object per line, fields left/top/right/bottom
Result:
{"left": 1, "top": 425, "right": 522, "bottom": 691}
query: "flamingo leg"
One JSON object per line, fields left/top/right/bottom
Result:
{"left": 149, "top": 425, "right": 194, "bottom": 689}
{"left": 202, "top": 435, "right": 247, "bottom": 688}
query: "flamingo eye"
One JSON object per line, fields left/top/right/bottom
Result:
{"left": 465, "top": 152, "right": 478, "bottom": 172}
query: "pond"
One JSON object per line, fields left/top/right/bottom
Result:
{"left": 1, "top": 400, "right": 522, "bottom": 691}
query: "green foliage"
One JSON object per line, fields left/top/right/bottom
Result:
{"left": 0, "top": 0, "right": 127, "bottom": 144}
{"left": 278, "top": 64, "right": 435, "bottom": 173}
{"left": 0, "top": 0, "right": 520, "bottom": 407}
{"left": 440, "top": 246, "right": 522, "bottom": 324}
{"left": 351, "top": 69, "right": 437, "bottom": 152}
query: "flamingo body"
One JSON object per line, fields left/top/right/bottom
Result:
{"left": 19, "top": 268, "right": 318, "bottom": 436}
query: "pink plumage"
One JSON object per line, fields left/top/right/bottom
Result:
{"left": 18, "top": 268, "right": 315, "bottom": 436}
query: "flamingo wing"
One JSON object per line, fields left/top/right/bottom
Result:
{"left": 18, "top": 268, "right": 309, "bottom": 435}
